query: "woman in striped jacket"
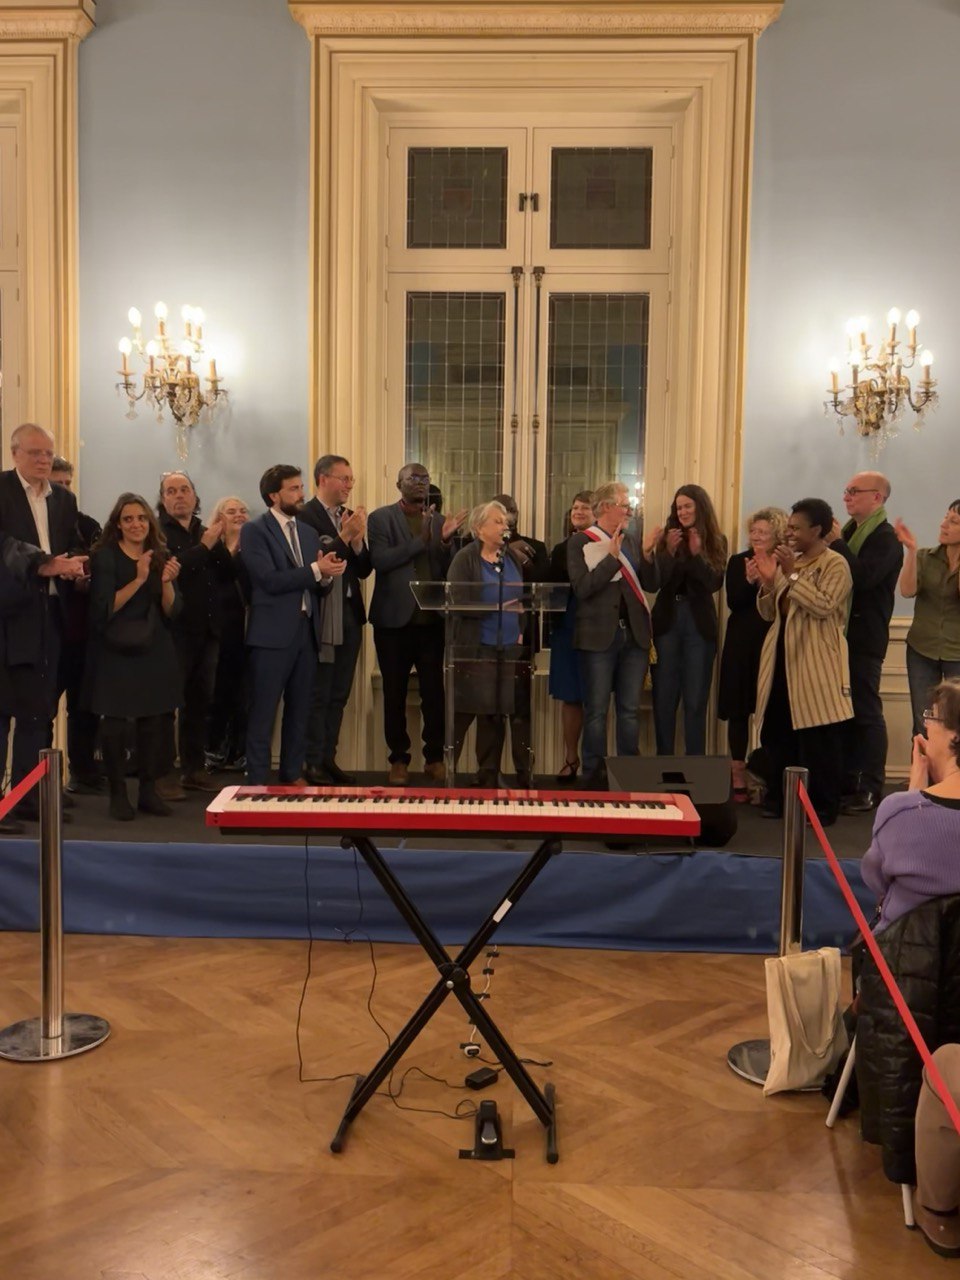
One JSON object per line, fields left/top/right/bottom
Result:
{"left": 753, "top": 497, "right": 853, "bottom": 826}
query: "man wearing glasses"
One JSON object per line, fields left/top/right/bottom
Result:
{"left": 367, "top": 463, "right": 466, "bottom": 785}
{"left": 825, "top": 471, "right": 903, "bottom": 813}
{"left": 0, "top": 423, "right": 83, "bottom": 822}
{"left": 567, "top": 482, "right": 660, "bottom": 788}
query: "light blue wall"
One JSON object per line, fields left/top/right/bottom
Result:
{"left": 77, "top": 0, "right": 959, "bottom": 559}
{"left": 78, "top": 0, "right": 310, "bottom": 525}
{"left": 743, "top": 0, "right": 960, "bottom": 566}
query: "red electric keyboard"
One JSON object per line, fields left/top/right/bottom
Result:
{"left": 207, "top": 783, "right": 700, "bottom": 1164}
{"left": 206, "top": 784, "right": 700, "bottom": 840}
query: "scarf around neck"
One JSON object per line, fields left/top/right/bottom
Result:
{"left": 844, "top": 505, "right": 887, "bottom": 557}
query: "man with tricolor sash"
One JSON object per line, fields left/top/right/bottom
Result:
{"left": 567, "top": 482, "right": 661, "bottom": 788}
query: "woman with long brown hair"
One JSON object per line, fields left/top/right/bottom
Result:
{"left": 652, "top": 483, "right": 727, "bottom": 755}
{"left": 87, "top": 493, "right": 183, "bottom": 820}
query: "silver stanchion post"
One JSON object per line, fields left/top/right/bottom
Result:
{"left": 726, "top": 765, "right": 809, "bottom": 1085}
{"left": 0, "top": 749, "right": 110, "bottom": 1062}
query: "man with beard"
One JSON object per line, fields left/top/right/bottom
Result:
{"left": 239, "top": 465, "right": 345, "bottom": 786}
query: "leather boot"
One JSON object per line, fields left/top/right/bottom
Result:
{"left": 102, "top": 718, "right": 136, "bottom": 821}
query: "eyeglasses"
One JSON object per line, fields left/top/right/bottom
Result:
{"left": 20, "top": 449, "right": 54, "bottom": 460}
{"left": 843, "top": 487, "right": 879, "bottom": 497}
{"left": 922, "top": 708, "right": 943, "bottom": 723}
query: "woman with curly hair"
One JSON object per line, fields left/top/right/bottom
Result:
{"left": 87, "top": 493, "right": 183, "bottom": 820}
{"left": 652, "top": 484, "right": 728, "bottom": 755}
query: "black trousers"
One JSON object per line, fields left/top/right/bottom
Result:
{"left": 208, "top": 629, "right": 248, "bottom": 763}
{"left": 0, "top": 595, "right": 63, "bottom": 812}
{"left": 305, "top": 609, "right": 363, "bottom": 767}
{"left": 374, "top": 622, "right": 445, "bottom": 765}
{"left": 173, "top": 630, "right": 220, "bottom": 774}
{"left": 454, "top": 712, "right": 532, "bottom": 781}
{"left": 101, "top": 714, "right": 169, "bottom": 787}
{"left": 841, "top": 653, "right": 887, "bottom": 796}
{"left": 760, "top": 639, "right": 845, "bottom": 822}
{"left": 59, "top": 637, "right": 100, "bottom": 781}
{"left": 727, "top": 716, "right": 750, "bottom": 762}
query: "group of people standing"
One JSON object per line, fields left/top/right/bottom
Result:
{"left": 0, "top": 422, "right": 956, "bottom": 826}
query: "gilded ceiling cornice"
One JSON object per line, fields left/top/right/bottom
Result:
{"left": 0, "top": 1, "right": 96, "bottom": 40}
{"left": 289, "top": 2, "right": 783, "bottom": 39}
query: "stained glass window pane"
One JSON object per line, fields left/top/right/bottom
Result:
{"left": 550, "top": 148, "right": 653, "bottom": 250}
{"left": 407, "top": 148, "right": 509, "bottom": 249}
{"left": 545, "top": 293, "right": 649, "bottom": 544}
{"left": 405, "top": 292, "right": 505, "bottom": 516}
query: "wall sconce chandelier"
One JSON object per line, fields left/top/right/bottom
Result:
{"left": 825, "top": 309, "right": 937, "bottom": 452}
{"left": 116, "top": 302, "right": 228, "bottom": 460}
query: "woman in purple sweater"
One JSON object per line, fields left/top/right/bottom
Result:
{"left": 862, "top": 679, "right": 960, "bottom": 932}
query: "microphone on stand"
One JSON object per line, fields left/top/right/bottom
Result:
{"left": 493, "top": 527, "right": 509, "bottom": 574}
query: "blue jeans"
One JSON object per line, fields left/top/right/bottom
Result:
{"left": 578, "top": 625, "right": 649, "bottom": 778}
{"left": 652, "top": 599, "right": 716, "bottom": 755}
{"left": 906, "top": 645, "right": 960, "bottom": 738}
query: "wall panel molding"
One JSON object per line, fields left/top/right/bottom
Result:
{"left": 0, "top": 0, "right": 95, "bottom": 464}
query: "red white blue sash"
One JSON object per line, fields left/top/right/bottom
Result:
{"left": 583, "top": 525, "right": 650, "bottom": 617}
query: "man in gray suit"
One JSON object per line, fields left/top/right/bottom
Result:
{"left": 368, "top": 463, "right": 466, "bottom": 784}
{"left": 568, "top": 482, "right": 661, "bottom": 787}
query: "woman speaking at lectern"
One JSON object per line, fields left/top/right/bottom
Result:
{"left": 447, "top": 500, "right": 532, "bottom": 788}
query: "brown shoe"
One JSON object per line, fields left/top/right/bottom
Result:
{"left": 181, "top": 771, "right": 220, "bottom": 793}
{"left": 424, "top": 761, "right": 446, "bottom": 785}
{"left": 388, "top": 762, "right": 409, "bottom": 786}
{"left": 914, "top": 1199, "right": 960, "bottom": 1257}
{"left": 155, "top": 774, "right": 187, "bottom": 802}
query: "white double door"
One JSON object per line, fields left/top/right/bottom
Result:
{"left": 384, "top": 122, "right": 671, "bottom": 544}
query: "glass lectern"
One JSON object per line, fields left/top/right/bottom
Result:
{"left": 410, "top": 580, "right": 570, "bottom": 786}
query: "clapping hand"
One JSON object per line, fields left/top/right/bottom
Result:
{"left": 665, "top": 528, "right": 684, "bottom": 555}
{"left": 752, "top": 548, "right": 777, "bottom": 588}
{"left": 744, "top": 556, "right": 761, "bottom": 585}
{"left": 38, "top": 554, "right": 88, "bottom": 580}
{"left": 773, "top": 544, "right": 797, "bottom": 577}
{"left": 606, "top": 528, "right": 625, "bottom": 560}
{"left": 894, "top": 518, "right": 917, "bottom": 551}
{"left": 317, "top": 550, "right": 347, "bottom": 577}
{"left": 442, "top": 509, "right": 468, "bottom": 543}
{"left": 687, "top": 527, "right": 702, "bottom": 557}
{"left": 135, "top": 550, "right": 154, "bottom": 582}
{"left": 642, "top": 524, "right": 662, "bottom": 558}
{"left": 340, "top": 507, "right": 366, "bottom": 545}
{"left": 161, "top": 556, "right": 181, "bottom": 583}
{"left": 200, "top": 519, "right": 225, "bottom": 549}
{"left": 909, "top": 733, "right": 930, "bottom": 791}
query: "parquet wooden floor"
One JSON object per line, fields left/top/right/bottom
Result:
{"left": 0, "top": 932, "right": 940, "bottom": 1279}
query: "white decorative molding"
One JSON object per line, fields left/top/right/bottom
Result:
{"left": 0, "top": 2, "right": 95, "bottom": 41}
{"left": 289, "top": 2, "right": 783, "bottom": 39}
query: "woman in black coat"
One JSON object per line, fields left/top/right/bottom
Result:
{"left": 87, "top": 493, "right": 183, "bottom": 821}
{"left": 205, "top": 495, "right": 251, "bottom": 769}
{"left": 717, "top": 507, "right": 788, "bottom": 799}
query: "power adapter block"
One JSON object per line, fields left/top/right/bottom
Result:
{"left": 465, "top": 1066, "right": 499, "bottom": 1091}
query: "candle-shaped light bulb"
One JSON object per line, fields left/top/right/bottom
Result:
{"left": 181, "top": 304, "right": 194, "bottom": 322}
{"left": 145, "top": 339, "right": 159, "bottom": 373}
{"left": 906, "top": 309, "right": 920, "bottom": 330}
{"left": 154, "top": 301, "right": 168, "bottom": 320}
{"left": 886, "top": 307, "right": 901, "bottom": 327}
{"left": 179, "top": 340, "right": 194, "bottom": 372}
{"left": 828, "top": 361, "right": 840, "bottom": 394}
{"left": 118, "top": 336, "right": 132, "bottom": 374}
{"left": 858, "top": 315, "right": 869, "bottom": 348}
{"left": 845, "top": 317, "right": 860, "bottom": 338}
{"left": 920, "top": 349, "right": 934, "bottom": 371}
{"left": 127, "top": 306, "right": 142, "bottom": 329}
{"left": 208, "top": 357, "right": 218, "bottom": 381}
{"left": 193, "top": 307, "right": 205, "bottom": 327}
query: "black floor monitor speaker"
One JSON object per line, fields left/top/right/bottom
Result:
{"left": 604, "top": 755, "right": 737, "bottom": 847}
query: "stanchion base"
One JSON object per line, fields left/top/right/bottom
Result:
{"left": 0, "top": 1013, "right": 110, "bottom": 1062}
{"left": 726, "top": 1038, "right": 770, "bottom": 1085}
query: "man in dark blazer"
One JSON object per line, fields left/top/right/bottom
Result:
{"left": 298, "top": 454, "right": 372, "bottom": 785}
{"left": 568, "top": 481, "right": 660, "bottom": 787}
{"left": 239, "top": 464, "right": 345, "bottom": 786}
{"left": 0, "top": 423, "right": 83, "bottom": 819}
{"left": 367, "top": 462, "right": 466, "bottom": 785}
{"left": 826, "top": 470, "right": 904, "bottom": 813}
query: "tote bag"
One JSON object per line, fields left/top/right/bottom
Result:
{"left": 763, "top": 946, "right": 849, "bottom": 1096}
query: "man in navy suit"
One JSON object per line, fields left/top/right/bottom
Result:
{"left": 240, "top": 464, "right": 345, "bottom": 785}
{"left": 298, "top": 454, "right": 372, "bottom": 785}
{"left": 0, "top": 423, "right": 84, "bottom": 821}
{"left": 367, "top": 462, "right": 466, "bottom": 785}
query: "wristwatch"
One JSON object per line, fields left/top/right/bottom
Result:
{"left": 788, "top": 571, "right": 799, "bottom": 583}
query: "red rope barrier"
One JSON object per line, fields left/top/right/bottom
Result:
{"left": 798, "top": 781, "right": 960, "bottom": 1140}
{"left": 0, "top": 758, "right": 49, "bottom": 823}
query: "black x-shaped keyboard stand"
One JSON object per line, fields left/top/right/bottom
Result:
{"left": 330, "top": 833, "right": 560, "bottom": 1163}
